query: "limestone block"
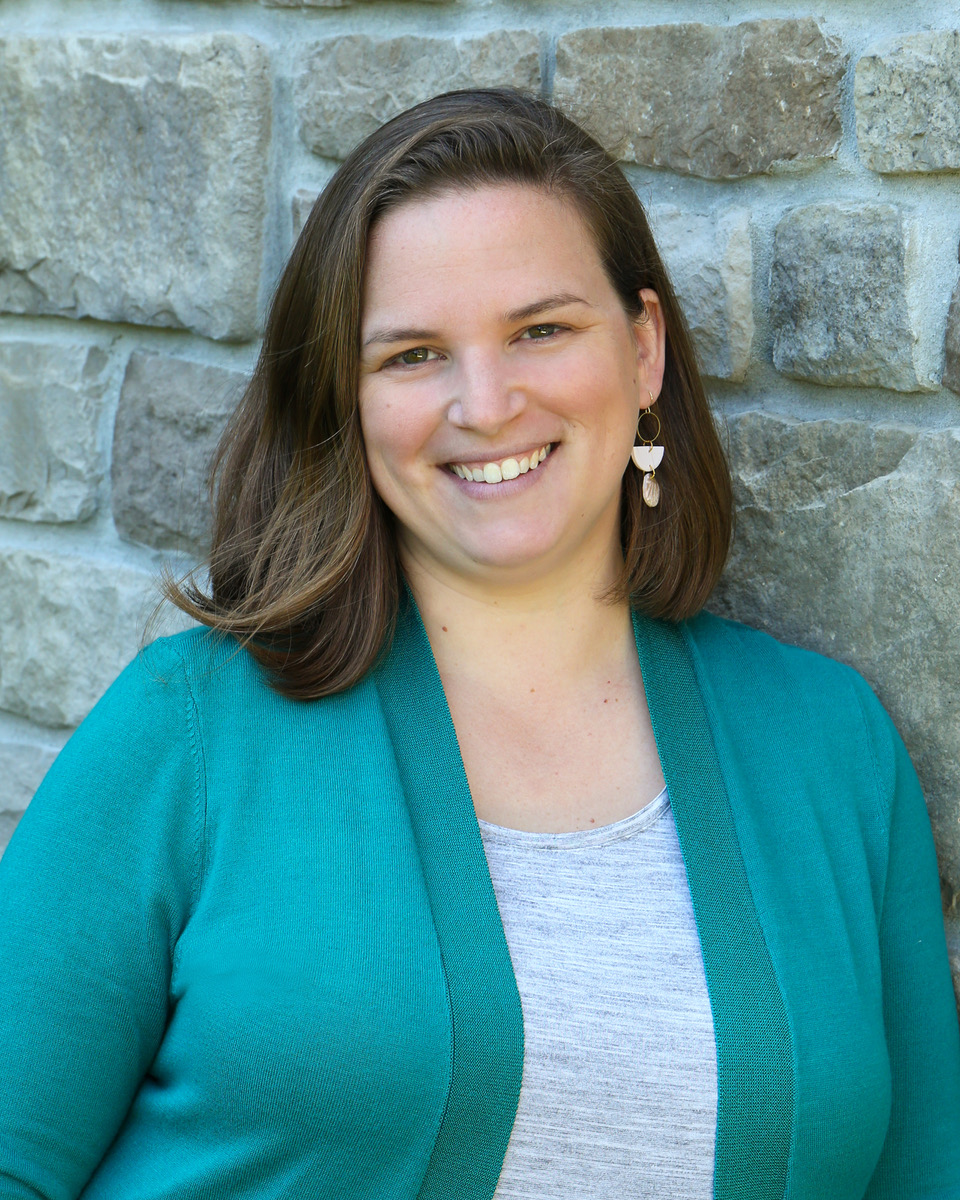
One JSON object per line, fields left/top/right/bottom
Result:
{"left": 651, "top": 207, "right": 753, "bottom": 381}
{"left": 0, "top": 738, "right": 58, "bottom": 855}
{"left": 0, "top": 36, "right": 271, "bottom": 341}
{"left": 112, "top": 353, "right": 245, "bottom": 556}
{"left": 943, "top": 279, "right": 960, "bottom": 395}
{"left": 291, "top": 159, "right": 339, "bottom": 243}
{"left": 297, "top": 31, "right": 541, "bottom": 159}
{"left": 0, "top": 341, "right": 109, "bottom": 522}
{"left": 293, "top": 190, "right": 320, "bottom": 241}
{"left": 266, "top": 0, "right": 445, "bottom": 5}
{"left": 0, "top": 549, "right": 191, "bottom": 728}
{"left": 553, "top": 19, "right": 844, "bottom": 179}
{"left": 0, "top": 811, "right": 21, "bottom": 858}
{"left": 856, "top": 31, "right": 960, "bottom": 173}
{"left": 770, "top": 203, "right": 936, "bottom": 391}
{"left": 711, "top": 410, "right": 960, "bottom": 908}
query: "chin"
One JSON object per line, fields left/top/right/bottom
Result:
{"left": 458, "top": 535, "right": 566, "bottom": 576}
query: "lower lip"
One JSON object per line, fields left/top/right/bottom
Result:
{"left": 443, "top": 448, "right": 557, "bottom": 499}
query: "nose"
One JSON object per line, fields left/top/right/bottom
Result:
{"left": 446, "top": 351, "right": 526, "bottom": 434}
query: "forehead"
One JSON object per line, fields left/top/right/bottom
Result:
{"left": 361, "top": 184, "right": 611, "bottom": 323}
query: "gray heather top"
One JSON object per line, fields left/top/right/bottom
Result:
{"left": 478, "top": 787, "right": 718, "bottom": 1198}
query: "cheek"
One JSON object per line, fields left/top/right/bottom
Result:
{"left": 546, "top": 353, "right": 637, "bottom": 442}
{"left": 359, "top": 390, "right": 399, "bottom": 461}
{"left": 359, "top": 394, "right": 431, "bottom": 500}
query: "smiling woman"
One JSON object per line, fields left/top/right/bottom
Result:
{"left": 0, "top": 88, "right": 958, "bottom": 1200}
{"left": 159, "top": 87, "right": 730, "bottom": 699}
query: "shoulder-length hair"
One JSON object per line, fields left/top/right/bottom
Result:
{"left": 166, "top": 87, "right": 733, "bottom": 699}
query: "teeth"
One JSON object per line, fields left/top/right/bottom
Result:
{"left": 451, "top": 444, "right": 552, "bottom": 484}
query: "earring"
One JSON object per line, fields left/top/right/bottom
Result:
{"left": 631, "top": 393, "right": 663, "bottom": 508}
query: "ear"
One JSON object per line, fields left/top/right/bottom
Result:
{"left": 633, "top": 287, "right": 666, "bottom": 407}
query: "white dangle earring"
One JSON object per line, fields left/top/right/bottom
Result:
{"left": 631, "top": 394, "right": 664, "bottom": 508}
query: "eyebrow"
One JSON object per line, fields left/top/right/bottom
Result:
{"left": 361, "top": 292, "right": 594, "bottom": 349}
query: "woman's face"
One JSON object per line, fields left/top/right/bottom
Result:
{"left": 357, "top": 183, "right": 665, "bottom": 591}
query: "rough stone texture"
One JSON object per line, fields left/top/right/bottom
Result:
{"left": 553, "top": 19, "right": 844, "bottom": 179}
{"left": 856, "top": 31, "right": 960, "bottom": 174}
{"left": 770, "top": 203, "right": 935, "bottom": 392}
{"left": 0, "top": 739, "right": 58, "bottom": 856}
{"left": 0, "top": 811, "right": 22, "bottom": 858}
{"left": 944, "top": 279, "right": 960, "bottom": 395}
{"left": 651, "top": 207, "right": 753, "bottom": 381}
{"left": 293, "top": 188, "right": 320, "bottom": 241}
{"left": 112, "top": 353, "right": 245, "bottom": 556}
{"left": 712, "top": 410, "right": 960, "bottom": 918}
{"left": 0, "top": 35, "right": 271, "bottom": 341}
{"left": 266, "top": 0, "right": 445, "bottom": 5}
{"left": 947, "top": 921, "right": 960, "bottom": 1015}
{"left": 297, "top": 31, "right": 541, "bottom": 159}
{"left": 0, "top": 341, "right": 110, "bottom": 522}
{"left": 0, "top": 548, "right": 191, "bottom": 728}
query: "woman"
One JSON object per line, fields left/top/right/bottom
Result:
{"left": 0, "top": 89, "right": 958, "bottom": 1199}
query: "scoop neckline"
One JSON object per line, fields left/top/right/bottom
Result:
{"left": 477, "top": 785, "right": 670, "bottom": 849}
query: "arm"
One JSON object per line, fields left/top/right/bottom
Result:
{"left": 0, "top": 638, "right": 201, "bottom": 1200}
{"left": 857, "top": 677, "right": 960, "bottom": 1198}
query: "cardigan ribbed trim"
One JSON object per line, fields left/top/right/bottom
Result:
{"left": 642, "top": 616, "right": 794, "bottom": 1198}
{"left": 375, "top": 598, "right": 525, "bottom": 1200}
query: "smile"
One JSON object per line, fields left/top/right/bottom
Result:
{"left": 448, "top": 443, "right": 553, "bottom": 484}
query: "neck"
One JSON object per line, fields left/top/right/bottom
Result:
{"left": 400, "top": 541, "right": 635, "bottom": 694}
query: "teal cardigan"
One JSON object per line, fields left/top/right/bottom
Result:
{"left": 0, "top": 601, "right": 958, "bottom": 1199}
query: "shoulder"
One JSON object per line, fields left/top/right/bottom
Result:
{"left": 684, "top": 608, "right": 856, "bottom": 689}
{"left": 128, "top": 625, "right": 385, "bottom": 749}
{"left": 684, "top": 608, "right": 874, "bottom": 708}
{"left": 14, "top": 629, "right": 224, "bottom": 875}
{"left": 681, "top": 609, "right": 903, "bottom": 797}
{"left": 43, "top": 628, "right": 219, "bottom": 779}
{"left": 118, "top": 624, "right": 300, "bottom": 721}
{"left": 46, "top": 625, "right": 274, "bottom": 777}
{"left": 137, "top": 625, "right": 260, "bottom": 692}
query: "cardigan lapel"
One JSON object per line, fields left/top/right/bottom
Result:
{"left": 374, "top": 594, "right": 524, "bottom": 1200}
{"left": 631, "top": 611, "right": 794, "bottom": 1200}
{"left": 376, "top": 596, "right": 794, "bottom": 1200}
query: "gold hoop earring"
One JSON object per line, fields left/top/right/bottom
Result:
{"left": 631, "top": 393, "right": 663, "bottom": 508}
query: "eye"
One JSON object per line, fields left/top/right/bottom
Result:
{"left": 388, "top": 346, "right": 440, "bottom": 368}
{"left": 521, "top": 323, "right": 564, "bottom": 341}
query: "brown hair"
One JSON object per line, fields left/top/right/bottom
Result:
{"left": 166, "top": 88, "right": 733, "bottom": 699}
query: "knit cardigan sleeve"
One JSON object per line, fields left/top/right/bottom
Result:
{"left": 853, "top": 673, "right": 960, "bottom": 1197}
{"left": 0, "top": 638, "right": 201, "bottom": 1200}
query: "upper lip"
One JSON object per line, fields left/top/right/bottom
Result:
{"left": 443, "top": 442, "right": 554, "bottom": 468}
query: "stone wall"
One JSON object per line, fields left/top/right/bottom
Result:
{"left": 2, "top": 0, "right": 959, "bottom": 1004}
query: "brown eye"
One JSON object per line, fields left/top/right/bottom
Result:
{"left": 398, "top": 347, "right": 432, "bottom": 365}
{"left": 524, "top": 324, "right": 561, "bottom": 340}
